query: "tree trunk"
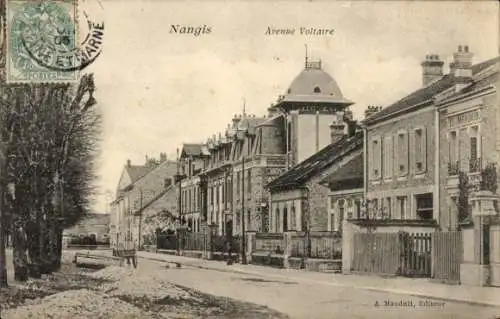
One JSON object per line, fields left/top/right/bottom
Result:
{"left": 39, "top": 219, "right": 52, "bottom": 274}
{"left": 54, "top": 227, "right": 63, "bottom": 271}
{"left": 47, "top": 220, "right": 60, "bottom": 271}
{"left": 26, "top": 221, "right": 41, "bottom": 279}
{"left": 38, "top": 203, "right": 52, "bottom": 274}
{"left": 12, "top": 221, "right": 29, "bottom": 282}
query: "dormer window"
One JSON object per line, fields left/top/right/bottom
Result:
{"left": 314, "top": 86, "right": 321, "bottom": 93}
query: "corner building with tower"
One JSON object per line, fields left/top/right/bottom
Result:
{"left": 176, "top": 58, "right": 355, "bottom": 235}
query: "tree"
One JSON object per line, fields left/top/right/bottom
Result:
{"left": 0, "top": 77, "right": 100, "bottom": 282}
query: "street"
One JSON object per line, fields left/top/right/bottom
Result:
{"left": 3, "top": 249, "right": 500, "bottom": 318}
{"left": 137, "top": 256, "right": 500, "bottom": 319}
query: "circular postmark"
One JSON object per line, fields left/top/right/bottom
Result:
{"left": 9, "top": 0, "right": 104, "bottom": 80}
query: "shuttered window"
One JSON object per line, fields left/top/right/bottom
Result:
{"left": 383, "top": 136, "right": 393, "bottom": 179}
{"left": 396, "top": 131, "right": 409, "bottom": 176}
{"left": 371, "top": 136, "right": 382, "bottom": 180}
{"left": 414, "top": 127, "right": 427, "bottom": 173}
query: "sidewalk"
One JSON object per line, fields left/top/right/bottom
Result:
{"left": 137, "top": 251, "right": 500, "bottom": 308}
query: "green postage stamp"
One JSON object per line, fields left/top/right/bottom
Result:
{"left": 6, "top": 0, "right": 79, "bottom": 83}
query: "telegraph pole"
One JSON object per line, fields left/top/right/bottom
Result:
{"left": 240, "top": 156, "right": 247, "bottom": 264}
{"left": 0, "top": 140, "right": 8, "bottom": 287}
{"left": 0, "top": 174, "right": 7, "bottom": 288}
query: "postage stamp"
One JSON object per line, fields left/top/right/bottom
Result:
{"left": 6, "top": 0, "right": 79, "bottom": 83}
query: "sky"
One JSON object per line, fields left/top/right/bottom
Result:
{"left": 82, "top": 0, "right": 499, "bottom": 213}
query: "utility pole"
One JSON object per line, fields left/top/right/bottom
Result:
{"left": 0, "top": 178, "right": 7, "bottom": 288}
{"left": 0, "top": 141, "right": 8, "bottom": 287}
{"left": 240, "top": 156, "right": 247, "bottom": 264}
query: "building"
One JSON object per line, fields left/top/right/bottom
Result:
{"left": 110, "top": 153, "right": 177, "bottom": 249}
{"left": 178, "top": 143, "right": 210, "bottom": 232}
{"left": 267, "top": 116, "right": 362, "bottom": 233}
{"left": 361, "top": 45, "right": 499, "bottom": 233}
{"left": 63, "top": 213, "right": 110, "bottom": 243}
{"left": 436, "top": 47, "right": 499, "bottom": 230}
{"left": 134, "top": 184, "right": 178, "bottom": 247}
{"left": 178, "top": 112, "right": 288, "bottom": 236}
{"left": 177, "top": 57, "right": 354, "bottom": 235}
{"left": 319, "top": 145, "right": 364, "bottom": 232}
{"left": 273, "top": 59, "right": 354, "bottom": 168}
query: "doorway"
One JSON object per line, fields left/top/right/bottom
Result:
{"left": 283, "top": 207, "right": 288, "bottom": 232}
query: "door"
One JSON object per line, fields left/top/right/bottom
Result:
{"left": 283, "top": 207, "right": 288, "bottom": 232}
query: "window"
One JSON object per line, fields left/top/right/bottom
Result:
{"left": 337, "top": 199, "right": 345, "bottom": 231}
{"left": 314, "top": 86, "right": 321, "bottom": 93}
{"left": 275, "top": 208, "right": 280, "bottom": 232}
{"left": 396, "top": 196, "right": 407, "bottom": 219}
{"left": 355, "top": 199, "right": 361, "bottom": 219}
{"left": 287, "top": 122, "right": 292, "bottom": 152}
{"left": 330, "top": 197, "right": 335, "bottom": 209}
{"left": 385, "top": 197, "right": 392, "bottom": 219}
{"left": 236, "top": 172, "right": 240, "bottom": 196}
{"left": 216, "top": 185, "right": 220, "bottom": 205}
{"left": 262, "top": 207, "right": 270, "bottom": 232}
{"left": 397, "top": 132, "right": 408, "bottom": 176}
{"left": 236, "top": 210, "right": 241, "bottom": 230}
{"left": 469, "top": 126, "right": 480, "bottom": 173}
{"left": 371, "top": 199, "right": 379, "bottom": 219}
{"left": 416, "top": 193, "right": 433, "bottom": 220}
{"left": 247, "top": 209, "right": 251, "bottom": 230}
{"left": 222, "top": 182, "right": 225, "bottom": 204}
{"left": 371, "top": 137, "right": 382, "bottom": 179}
{"left": 290, "top": 206, "right": 296, "bottom": 230}
{"left": 247, "top": 170, "right": 252, "bottom": 194}
{"left": 283, "top": 207, "right": 288, "bottom": 232}
{"left": 189, "top": 189, "right": 192, "bottom": 212}
{"left": 383, "top": 136, "right": 393, "bottom": 179}
{"left": 449, "top": 131, "right": 458, "bottom": 164}
{"left": 470, "top": 136, "right": 478, "bottom": 160}
{"left": 414, "top": 128, "right": 426, "bottom": 173}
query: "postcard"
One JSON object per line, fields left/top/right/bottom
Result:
{"left": 0, "top": 1, "right": 499, "bottom": 318}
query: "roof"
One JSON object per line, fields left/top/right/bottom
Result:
{"left": 267, "top": 131, "right": 364, "bottom": 191}
{"left": 135, "top": 185, "right": 174, "bottom": 215}
{"left": 278, "top": 63, "right": 354, "bottom": 106}
{"left": 319, "top": 152, "right": 363, "bottom": 186}
{"left": 364, "top": 56, "right": 500, "bottom": 124}
{"left": 181, "top": 143, "right": 208, "bottom": 157}
{"left": 126, "top": 165, "right": 154, "bottom": 183}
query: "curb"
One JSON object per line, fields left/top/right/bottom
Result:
{"left": 138, "top": 254, "right": 500, "bottom": 309}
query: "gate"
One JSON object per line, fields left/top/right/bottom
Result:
{"left": 431, "top": 231, "right": 462, "bottom": 284}
{"left": 352, "top": 231, "right": 432, "bottom": 277}
{"left": 490, "top": 225, "right": 500, "bottom": 287}
{"left": 400, "top": 232, "right": 432, "bottom": 277}
{"left": 352, "top": 232, "right": 402, "bottom": 275}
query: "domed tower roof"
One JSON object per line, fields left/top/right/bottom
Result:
{"left": 276, "top": 60, "right": 353, "bottom": 108}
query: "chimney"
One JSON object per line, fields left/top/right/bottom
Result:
{"left": 126, "top": 159, "right": 131, "bottom": 167}
{"left": 421, "top": 54, "right": 444, "bottom": 86}
{"left": 450, "top": 45, "right": 473, "bottom": 91}
{"left": 364, "top": 105, "right": 382, "bottom": 119}
{"left": 160, "top": 152, "right": 167, "bottom": 162}
{"left": 330, "top": 115, "right": 346, "bottom": 144}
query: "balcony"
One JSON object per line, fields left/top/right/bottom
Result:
{"left": 469, "top": 157, "right": 482, "bottom": 173}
